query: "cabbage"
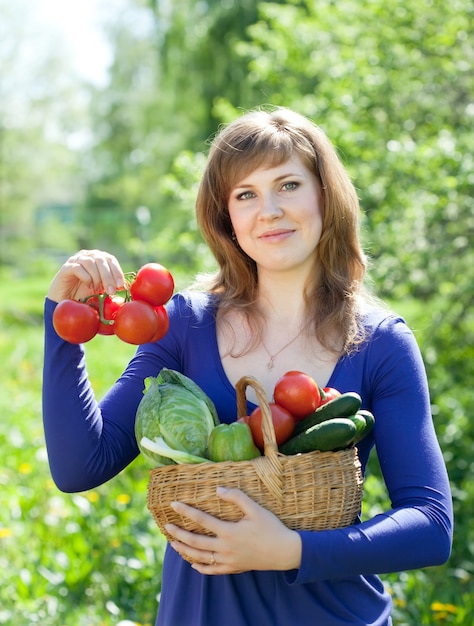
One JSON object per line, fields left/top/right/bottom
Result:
{"left": 135, "top": 368, "right": 219, "bottom": 467}
{"left": 140, "top": 436, "right": 210, "bottom": 464}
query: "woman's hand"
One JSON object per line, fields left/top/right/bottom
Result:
{"left": 165, "top": 486, "right": 302, "bottom": 575}
{"left": 47, "top": 250, "right": 125, "bottom": 303}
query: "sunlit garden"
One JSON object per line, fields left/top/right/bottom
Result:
{"left": 2, "top": 0, "right": 473, "bottom": 623}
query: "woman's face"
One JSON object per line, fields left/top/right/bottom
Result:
{"left": 227, "top": 155, "right": 324, "bottom": 278}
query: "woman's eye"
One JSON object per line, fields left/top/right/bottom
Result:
{"left": 236, "top": 190, "right": 254, "bottom": 200}
{"left": 282, "top": 181, "right": 299, "bottom": 191}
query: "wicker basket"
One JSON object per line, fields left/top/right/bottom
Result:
{"left": 147, "top": 376, "right": 363, "bottom": 559}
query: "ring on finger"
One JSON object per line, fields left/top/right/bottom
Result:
{"left": 209, "top": 551, "right": 216, "bottom": 566}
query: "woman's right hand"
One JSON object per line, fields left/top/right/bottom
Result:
{"left": 47, "top": 250, "right": 126, "bottom": 303}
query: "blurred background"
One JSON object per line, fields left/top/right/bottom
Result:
{"left": 1, "top": 0, "right": 473, "bottom": 624}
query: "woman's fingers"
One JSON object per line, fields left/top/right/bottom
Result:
{"left": 47, "top": 250, "right": 125, "bottom": 302}
{"left": 67, "top": 250, "right": 125, "bottom": 294}
{"left": 165, "top": 487, "right": 302, "bottom": 573}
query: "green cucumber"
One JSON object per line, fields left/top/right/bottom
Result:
{"left": 279, "top": 417, "right": 358, "bottom": 454}
{"left": 292, "top": 391, "right": 362, "bottom": 437}
{"left": 354, "top": 409, "right": 375, "bottom": 441}
{"left": 347, "top": 412, "right": 368, "bottom": 443}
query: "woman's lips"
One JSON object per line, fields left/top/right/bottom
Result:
{"left": 258, "top": 228, "right": 294, "bottom": 242}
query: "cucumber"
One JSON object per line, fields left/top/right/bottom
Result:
{"left": 355, "top": 409, "right": 375, "bottom": 441}
{"left": 292, "top": 392, "right": 362, "bottom": 437}
{"left": 347, "top": 412, "right": 368, "bottom": 443}
{"left": 279, "top": 417, "right": 358, "bottom": 454}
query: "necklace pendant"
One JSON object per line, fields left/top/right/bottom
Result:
{"left": 266, "top": 357, "right": 274, "bottom": 371}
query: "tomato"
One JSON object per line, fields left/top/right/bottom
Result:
{"left": 248, "top": 403, "right": 295, "bottom": 450}
{"left": 130, "top": 263, "right": 174, "bottom": 307}
{"left": 52, "top": 299, "right": 100, "bottom": 344}
{"left": 147, "top": 305, "right": 170, "bottom": 342}
{"left": 113, "top": 300, "right": 158, "bottom": 345}
{"left": 273, "top": 370, "right": 321, "bottom": 419}
{"left": 89, "top": 294, "right": 125, "bottom": 335}
{"left": 319, "top": 387, "right": 342, "bottom": 406}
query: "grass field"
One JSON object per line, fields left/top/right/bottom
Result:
{"left": 0, "top": 265, "right": 471, "bottom": 625}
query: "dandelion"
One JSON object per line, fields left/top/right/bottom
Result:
{"left": 87, "top": 491, "right": 100, "bottom": 503}
{"left": 117, "top": 493, "right": 131, "bottom": 505}
{"left": 19, "top": 462, "right": 32, "bottom": 474}
{"left": 0, "top": 528, "right": 13, "bottom": 539}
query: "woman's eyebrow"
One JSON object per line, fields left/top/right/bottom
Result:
{"left": 233, "top": 172, "right": 304, "bottom": 188}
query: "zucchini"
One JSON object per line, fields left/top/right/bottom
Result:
{"left": 292, "top": 392, "right": 362, "bottom": 437}
{"left": 279, "top": 417, "right": 358, "bottom": 454}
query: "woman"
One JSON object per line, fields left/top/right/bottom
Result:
{"left": 43, "top": 107, "right": 453, "bottom": 625}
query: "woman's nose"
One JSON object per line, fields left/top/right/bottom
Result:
{"left": 258, "top": 192, "right": 283, "bottom": 220}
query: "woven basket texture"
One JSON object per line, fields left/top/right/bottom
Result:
{"left": 146, "top": 376, "right": 364, "bottom": 550}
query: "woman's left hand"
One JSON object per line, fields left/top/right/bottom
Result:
{"left": 165, "top": 486, "right": 302, "bottom": 574}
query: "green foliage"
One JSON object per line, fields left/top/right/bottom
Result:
{"left": 124, "top": 150, "right": 217, "bottom": 276}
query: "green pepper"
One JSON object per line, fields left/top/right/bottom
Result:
{"left": 207, "top": 422, "right": 261, "bottom": 462}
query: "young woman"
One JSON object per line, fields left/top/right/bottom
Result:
{"left": 43, "top": 107, "right": 452, "bottom": 625}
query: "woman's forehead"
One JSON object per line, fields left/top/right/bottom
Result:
{"left": 231, "top": 155, "right": 309, "bottom": 187}
{"left": 225, "top": 148, "right": 313, "bottom": 191}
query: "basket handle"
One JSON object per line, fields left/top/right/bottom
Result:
{"left": 235, "top": 375, "right": 283, "bottom": 504}
{"left": 235, "top": 375, "right": 278, "bottom": 457}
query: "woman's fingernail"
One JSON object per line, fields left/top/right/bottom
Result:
{"left": 216, "top": 487, "right": 228, "bottom": 496}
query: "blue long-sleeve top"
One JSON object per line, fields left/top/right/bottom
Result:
{"left": 42, "top": 292, "right": 453, "bottom": 626}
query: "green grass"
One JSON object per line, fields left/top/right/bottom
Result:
{"left": 0, "top": 266, "right": 471, "bottom": 625}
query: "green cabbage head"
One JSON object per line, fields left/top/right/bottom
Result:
{"left": 135, "top": 368, "right": 219, "bottom": 466}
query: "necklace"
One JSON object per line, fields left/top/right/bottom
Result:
{"left": 261, "top": 325, "right": 307, "bottom": 371}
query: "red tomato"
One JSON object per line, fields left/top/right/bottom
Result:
{"left": 248, "top": 403, "right": 295, "bottom": 450}
{"left": 273, "top": 370, "right": 321, "bottom": 419}
{"left": 147, "top": 305, "right": 170, "bottom": 342}
{"left": 130, "top": 263, "right": 174, "bottom": 307}
{"left": 89, "top": 294, "right": 125, "bottom": 335}
{"left": 113, "top": 300, "right": 158, "bottom": 345}
{"left": 319, "top": 387, "right": 341, "bottom": 406}
{"left": 52, "top": 299, "right": 100, "bottom": 344}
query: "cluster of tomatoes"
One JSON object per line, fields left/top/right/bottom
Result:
{"left": 239, "top": 370, "right": 341, "bottom": 449}
{"left": 52, "top": 263, "right": 174, "bottom": 346}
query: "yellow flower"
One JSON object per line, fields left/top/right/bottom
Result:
{"left": 0, "top": 528, "right": 13, "bottom": 539}
{"left": 116, "top": 493, "right": 131, "bottom": 505}
{"left": 19, "top": 463, "right": 32, "bottom": 474}
{"left": 431, "top": 601, "right": 458, "bottom": 614}
{"left": 87, "top": 491, "right": 100, "bottom": 503}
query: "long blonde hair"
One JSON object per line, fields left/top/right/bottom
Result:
{"left": 195, "top": 107, "right": 368, "bottom": 354}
